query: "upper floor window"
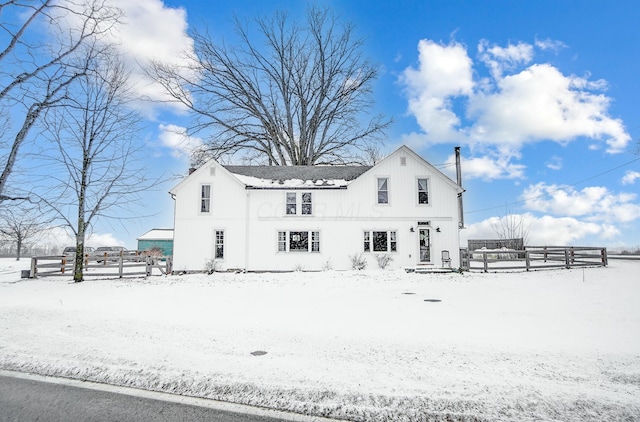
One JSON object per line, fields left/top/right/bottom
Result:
{"left": 286, "top": 192, "right": 296, "bottom": 215}
{"left": 285, "top": 192, "right": 312, "bottom": 215}
{"left": 418, "top": 178, "right": 429, "bottom": 204}
{"left": 302, "top": 192, "right": 312, "bottom": 215}
{"left": 377, "top": 178, "right": 388, "bottom": 204}
{"left": 200, "top": 184, "right": 211, "bottom": 213}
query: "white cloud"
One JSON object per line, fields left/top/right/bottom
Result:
{"left": 478, "top": 39, "right": 533, "bottom": 79}
{"left": 545, "top": 155, "right": 563, "bottom": 171}
{"left": 56, "top": 0, "right": 195, "bottom": 117}
{"left": 522, "top": 183, "right": 640, "bottom": 223}
{"left": 445, "top": 151, "right": 525, "bottom": 180}
{"left": 39, "top": 227, "right": 125, "bottom": 248}
{"left": 461, "top": 214, "right": 614, "bottom": 246}
{"left": 400, "top": 39, "right": 632, "bottom": 180}
{"left": 108, "top": 0, "right": 195, "bottom": 116}
{"left": 622, "top": 170, "right": 640, "bottom": 185}
{"left": 468, "top": 64, "right": 629, "bottom": 153}
{"left": 158, "top": 124, "right": 202, "bottom": 159}
{"left": 400, "top": 40, "right": 473, "bottom": 142}
{"left": 534, "top": 38, "right": 567, "bottom": 53}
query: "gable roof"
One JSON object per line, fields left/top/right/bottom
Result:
{"left": 224, "top": 165, "right": 371, "bottom": 188}
{"left": 367, "top": 145, "right": 464, "bottom": 193}
{"left": 137, "top": 228, "right": 174, "bottom": 241}
{"left": 169, "top": 145, "right": 463, "bottom": 193}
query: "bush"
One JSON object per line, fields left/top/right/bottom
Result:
{"left": 321, "top": 259, "right": 333, "bottom": 271}
{"left": 375, "top": 254, "right": 393, "bottom": 269}
{"left": 349, "top": 253, "right": 367, "bottom": 270}
{"left": 205, "top": 259, "right": 220, "bottom": 274}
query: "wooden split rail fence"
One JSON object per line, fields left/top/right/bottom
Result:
{"left": 29, "top": 251, "right": 173, "bottom": 278}
{"left": 461, "top": 246, "right": 608, "bottom": 272}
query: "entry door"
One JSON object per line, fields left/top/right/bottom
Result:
{"left": 418, "top": 228, "right": 430, "bottom": 263}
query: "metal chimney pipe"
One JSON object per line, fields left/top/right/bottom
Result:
{"left": 454, "top": 146, "right": 464, "bottom": 229}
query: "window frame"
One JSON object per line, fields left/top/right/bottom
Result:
{"left": 285, "top": 191, "right": 313, "bottom": 216}
{"left": 286, "top": 192, "right": 297, "bottom": 215}
{"left": 277, "top": 230, "right": 320, "bottom": 253}
{"left": 214, "top": 230, "right": 224, "bottom": 259}
{"left": 200, "top": 184, "right": 211, "bottom": 213}
{"left": 363, "top": 230, "right": 398, "bottom": 253}
{"left": 417, "top": 177, "right": 430, "bottom": 205}
{"left": 377, "top": 177, "right": 389, "bottom": 204}
{"left": 301, "top": 192, "right": 312, "bottom": 215}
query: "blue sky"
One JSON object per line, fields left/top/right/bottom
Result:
{"left": 16, "top": 0, "right": 640, "bottom": 250}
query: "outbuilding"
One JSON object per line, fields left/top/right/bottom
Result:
{"left": 137, "top": 228, "right": 174, "bottom": 256}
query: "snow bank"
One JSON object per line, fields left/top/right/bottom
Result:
{"left": 1, "top": 259, "right": 639, "bottom": 421}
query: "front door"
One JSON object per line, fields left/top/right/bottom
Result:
{"left": 418, "top": 228, "right": 430, "bottom": 263}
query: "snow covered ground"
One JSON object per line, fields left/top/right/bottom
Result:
{"left": 1, "top": 258, "right": 639, "bottom": 421}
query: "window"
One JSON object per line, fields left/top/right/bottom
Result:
{"left": 302, "top": 192, "right": 312, "bottom": 215}
{"left": 373, "top": 231, "right": 387, "bottom": 252}
{"left": 289, "top": 231, "right": 308, "bottom": 252}
{"left": 286, "top": 192, "right": 296, "bottom": 215}
{"left": 286, "top": 192, "right": 313, "bottom": 215}
{"left": 200, "top": 184, "right": 211, "bottom": 212}
{"left": 277, "top": 230, "right": 320, "bottom": 253}
{"left": 215, "top": 230, "right": 224, "bottom": 259}
{"left": 377, "top": 178, "right": 388, "bottom": 204}
{"left": 363, "top": 230, "right": 397, "bottom": 253}
{"left": 278, "top": 231, "right": 287, "bottom": 252}
{"left": 418, "top": 178, "right": 429, "bottom": 204}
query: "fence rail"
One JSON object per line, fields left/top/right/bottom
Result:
{"left": 461, "top": 246, "right": 607, "bottom": 272}
{"left": 29, "top": 251, "right": 172, "bottom": 278}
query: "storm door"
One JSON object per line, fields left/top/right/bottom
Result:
{"left": 418, "top": 228, "right": 430, "bottom": 263}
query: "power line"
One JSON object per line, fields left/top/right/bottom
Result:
{"left": 466, "top": 156, "right": 640, "bottom": 215}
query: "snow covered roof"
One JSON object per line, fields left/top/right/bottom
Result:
{"left": 224, "top": 165, "right": 371, "bottom": 188}
{"left": 137, "top": 228, "right": 174, "bottom": 241}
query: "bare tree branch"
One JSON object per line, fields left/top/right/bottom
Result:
{"left": 149, "top": 5, "right": 391, "bottom": 165}
{"left": 0, "top": 0, "right": 122, "bottom": 200}
{"left": 0, "top": 202, "right": 52, "bottom": 260}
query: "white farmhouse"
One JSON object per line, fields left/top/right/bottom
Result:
{"left": 169, "top": 145, "right": 464, "bottom": 272}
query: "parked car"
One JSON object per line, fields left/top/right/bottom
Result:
{"left": 95, "top": 246, "right": 127, "bottom": 262}
{"left": 63, "top": 246, "right": 95, "bottom": 256}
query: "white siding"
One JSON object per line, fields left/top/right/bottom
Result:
{"left": 171, "top": 146, "right": 463, "bottom": 272}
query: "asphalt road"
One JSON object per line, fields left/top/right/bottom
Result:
{"left": 0, "top": 372, "right": 317, "bottom": 422}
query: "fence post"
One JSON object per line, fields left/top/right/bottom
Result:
{"left": 601, "top": 248, "right": 608, "bottom": 266}
{"left": 30, "top": 257, "right": 37, "bottom": 278}
{"left": 525, "top": 251, "right": 530, "bottom": 271}
{"left": 118, "top": 252, "right": 124, "bottom": 278}
{"left": 61, "top": 257, "right": 66, "bottom": 274}
{"left": 167, "top": 257, "right": 172, "bottom": 275}
{"left": 483, "top": 251, "right": 488, "bottom": 273}
{"left": 564, "top": 249, "right": 570, "bottom": 269}
{"left": 146, "top": 256, "right": 152, "bottom": 276}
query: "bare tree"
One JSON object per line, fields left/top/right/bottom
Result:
{"left": 0, "top": 203, "right": 51, "bottom": 260}
{"left": 150, "top": 5, "right": 390, "bottom": 166}
{"left": 36, "top": 49, "right": 155, "bottom": 282}
{"left": 0, "top": 0, "right": 121, "bottom": 201}
{"left": 491, "top": 205, "right": 531, "bottom": 246}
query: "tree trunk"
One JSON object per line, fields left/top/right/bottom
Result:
{"left": 16, "top": 236, "right": 22, "bottom": 261}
